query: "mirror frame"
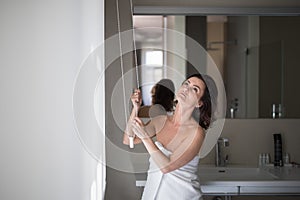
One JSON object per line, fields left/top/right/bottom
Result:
{"left": 134, "top": 6, "right": 300, "bottom": 16}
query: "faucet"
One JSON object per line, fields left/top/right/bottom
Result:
{"left": 229, "top": 98, "right": 238, "bottom": 118}
{"left": 215, "top": 137, "right": 229, "bottom": 167}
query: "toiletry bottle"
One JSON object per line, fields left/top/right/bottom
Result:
{"left": 283, "top": 153, "right": 290, "bottom": 165}
{"left": 273, "top": 133, "right": 283, "bottom": 167}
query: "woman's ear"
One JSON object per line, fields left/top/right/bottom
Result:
{"left": 196, "top": 101, "right": 203, "bottom": 108}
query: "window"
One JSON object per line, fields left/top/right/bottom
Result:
{"left": 141, "top": 50, "right": 164, "bottom": 105}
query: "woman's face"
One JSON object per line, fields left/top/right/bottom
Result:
{"left": 177, "top": 77, "right": 206, "bottom": 107}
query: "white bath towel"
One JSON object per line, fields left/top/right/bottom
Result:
{"left": 141, "top": 141, "right": 202, "bottom": 200}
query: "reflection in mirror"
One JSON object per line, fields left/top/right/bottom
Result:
{"left": 133, "top": 15, "right": 300, "bottom": 118}
{"left": 133, "top": 15, "right": 186, "bottom": 106}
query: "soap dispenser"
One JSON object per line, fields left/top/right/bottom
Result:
{"left": 273, "top": 133, "right": 283, "bottom": 167}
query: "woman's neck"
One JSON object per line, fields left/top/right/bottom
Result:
{"left": 171, "top": 104, "right": 195, "bottom": 126}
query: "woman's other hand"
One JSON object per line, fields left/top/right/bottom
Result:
{"left": 131, "top": 117, "right": 150, "bottom": 139}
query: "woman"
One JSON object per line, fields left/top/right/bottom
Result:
{"left": 123, "top": 74, "right": 213, "bottom": 200}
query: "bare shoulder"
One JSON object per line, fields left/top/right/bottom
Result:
{"left": 196, "top": 125, "right": 205, "bottom": 137}
{"left": 144, "top": 115, "right": 167, "bottom": 136}
{"left": 151, "top": 115, "right": 168, "bottom": 127}
{"left": 154, "top": 115, "right": 169, "bottom": 134}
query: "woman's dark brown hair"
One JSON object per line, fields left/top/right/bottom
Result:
{"left": 152, "top": 79, "right": 175, "bottom": 112}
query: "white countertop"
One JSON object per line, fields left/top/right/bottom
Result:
{"left": 136, "top": 165, "right": 300, "bottom": 195}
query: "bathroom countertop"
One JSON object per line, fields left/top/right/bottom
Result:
{"left": 197, "top": 165, "right": 300, "bottom": 195}
{"left": 136, "top": 165, "right": 300, "bottom": 195}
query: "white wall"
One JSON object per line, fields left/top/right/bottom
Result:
{"left": 0, "top": 1, "right": 104, "bottom": 200}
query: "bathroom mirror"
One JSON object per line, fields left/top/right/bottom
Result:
{"left": 133, "top": 12, "right": 300, "bottom": 119}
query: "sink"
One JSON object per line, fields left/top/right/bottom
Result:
{"left": 264, "top": 166, "right": 300, "bottom": 180}
{"left": 196, "top": 166, "right": 300, "bottom": 195}
{"left": 198, "top": 166, "right": 278, "bottom": 181}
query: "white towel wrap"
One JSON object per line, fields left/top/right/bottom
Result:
{"left": 141, "top": 141, "right": 202, "bottom": 200}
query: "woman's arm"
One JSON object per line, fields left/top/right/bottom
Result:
{"left": 123, "top": 89, "right": 142, "bottom": 145}
{"left": 123, "top": 106, "right": 143, "bottom": 145}
{"left": 160, "top": 127, "right": 204, "bottom": 173}
{"left": 123, "top": 89, "right": 157, "bottom": 145}
{"left": 136, "top": 126, "right": 205, "bottom": 174}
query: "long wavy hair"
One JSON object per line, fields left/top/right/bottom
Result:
{"left": 152, "top": 79, "right": 175, "bottom": 112}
